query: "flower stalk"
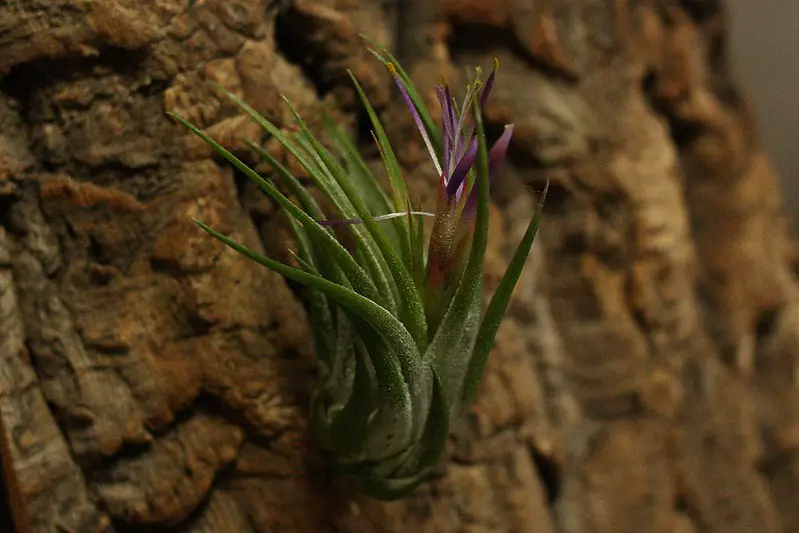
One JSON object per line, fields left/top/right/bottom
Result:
{"left": 169, "top": 39, "right": 546, "bottom": 500}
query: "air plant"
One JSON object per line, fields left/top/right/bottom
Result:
{"left": 169, "top": 40, "right": 547, "bottom": 500}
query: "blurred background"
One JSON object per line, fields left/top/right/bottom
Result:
{"left": 728, "top": 0, "right": 798, "bottom": 230}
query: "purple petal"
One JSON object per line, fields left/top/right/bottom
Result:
{"left": 488, "top": 123, "right": 514, "bottom": 176}
{"left": 453, "top": 124, "right": 474, "bottom": 164}
{"left": 446, "top": 139, "right": 477, "bottom": 199}
{"left": 479, "top": 58, "right": 499, "bottom": 108}
{"left": 461, "top": 124, "right": 514, "bottom": 218}
{"left": 435, "top": 84, "right": 458, "bottom": 174}
{"left": 389, "top": 64, "right": 442, "bottom": 176}
{"left": 460, "top": 189, "right": 479, "bottom": 220}
{"left": 442, "top": 133, "right": 452, "bottom": 181}
{"left": 434, "top": 85, "right": 457, "bottom": 142}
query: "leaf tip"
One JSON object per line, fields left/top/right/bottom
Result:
{"left": 166, "top": 111, "right": 186, "bottom": 124}
{"left": 539, "top": 179, "right": 550, "bottom": 207}
{"left": 208, "top": 80, "right": 224, "bottom": 93}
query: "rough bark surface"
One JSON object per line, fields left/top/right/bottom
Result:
{"left": 1, "top": 0, "right": 797, "bottom": 532}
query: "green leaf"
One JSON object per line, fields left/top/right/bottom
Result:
{"left": 345, "top": 69, "right": 417, "bottom": 295}
{"left": 405, "top": 200, "right": 420, "bottom": 290}
{"left": 360, "top": 36, "right": 442, "bottom": 154}
{"left": 168, "top": 112, "right": 381, "bottom": 305}
{"left": 214, "top": 85, "right": 323, "bottom": 179}
{"left": 244, "top": 140, "right": 325, "bottom": 219}
{"left": 321, "top": 110, "right": 393, "bottom": 218}
{"left": 461, "top": 182, "right": 548, "bottom": 406}
{"left": 422, "top": 93, "right": 491, "bottom": 405}
{"left": 284, "top": 218, "right": 336, "bottom": 363}
{"left": 314, "top": 307, "right": 357, "bottom": 432}
{"left": 348, "top": 72, "right": 409, "bottom": 219}
{"left": 354, "top": 468, "right": 432, "bottom": 501}
{"left": 292, "top": 130, "right": 401, "bottom": 317}
{"left": 292, "top": 132, "right": 359, "bottom": 221}
{"left": 328, "top": 339, "right": 379, "bottom": 458}
{"left": 243, "top": 139, "right": 342, "bottom": 296}
{"left": 194, "top": 219, "right": 429, "bottom": 458}
{"left": 195, "top": 216, "right": 424, "bottom": 416}
{"left": 329, "top": 311, "right": 356, "bottom": 400}
{"left": 215, "top": 86, "right": 393, "bottom": 309}
{"left": 285, "top": 98, "right": 429, "bottom": 353}
{"left": 321, "top": 111, "right": 410, "bottom": 266}
{"left": 347, "top": 322, "right": 420, "bottom": 461}
{"left": 393, "top": 366, "right": 449, "bottom": 478}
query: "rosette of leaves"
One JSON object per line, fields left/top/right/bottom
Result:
{"left": 169, "top": 41, "right": 547, "bottom": 500}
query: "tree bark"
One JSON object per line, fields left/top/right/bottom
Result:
{"left": 1, "top": 0, "right": 797, "bottom": 532}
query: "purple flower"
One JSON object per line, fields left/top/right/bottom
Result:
{"left": 388, "top": 60, "right": 514, "bottom": 327}
{"left": 389, "top": 60, "right": 514, "bottom": 218}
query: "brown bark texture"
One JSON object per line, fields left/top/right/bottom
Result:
{"left": 1, "top": 0, "right": 798, "bottom": 532}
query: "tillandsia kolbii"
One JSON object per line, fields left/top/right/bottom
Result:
{"left": 169, "top": 40, "right": 547, "bottom": 500}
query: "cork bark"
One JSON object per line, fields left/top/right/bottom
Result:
{"left": 1, "top": 1, "right": 798, "bottom": 532}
